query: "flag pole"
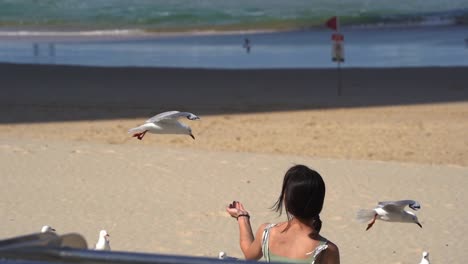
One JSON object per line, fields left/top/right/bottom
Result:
{"left": 336, "top": 16, "right": 342, "bottom": 97}
{"left": 326, "top": 15, "right": 343, "bottom": 96}
{"left": 337, "top": 57, "right": 342, "bottom": 96}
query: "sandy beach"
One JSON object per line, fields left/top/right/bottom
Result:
{"left": 1, "top": 63, "right": 468, "bottom": 263}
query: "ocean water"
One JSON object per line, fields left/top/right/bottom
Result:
{"left": 1, "top": 0, "right": 468, "bottom": 32}
{"left": 0, "top": 0, "right": 468, "bottom": 68}
{"left": 1, "top": 25, "right": 467, "bottom": 69}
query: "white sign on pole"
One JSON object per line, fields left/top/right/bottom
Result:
{"left": 331, "top": 33, "right": 344, "bottom": 62}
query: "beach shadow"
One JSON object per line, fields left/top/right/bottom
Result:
{"left": 1, "top": 63, "right": 467, "bottom": 123}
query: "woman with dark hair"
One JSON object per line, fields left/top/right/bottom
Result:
{"left": 226, "top": 164, "right": 340, "bottom": 264}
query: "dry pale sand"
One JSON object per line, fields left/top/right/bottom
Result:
{"left": 1, "top": 64, "right": 468, "bottom": 263}
{"left": 1, "top": 138, "right": 467, "bottom": 264}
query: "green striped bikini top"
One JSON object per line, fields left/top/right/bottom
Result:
{"left": 261, "top": 223, "right": 328, "bottom": 264}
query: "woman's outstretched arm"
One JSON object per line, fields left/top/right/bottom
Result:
{"left": 226, "top": 201, "right": 265, "bottom": 260}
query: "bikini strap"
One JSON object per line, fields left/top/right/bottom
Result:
{"left": 308, "top": 240, "right": 329, "bottom": 264}
{"left": 261, "top": 223, "right": 277, "bottom": 262}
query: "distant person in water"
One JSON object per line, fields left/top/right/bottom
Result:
{"left": 243, "top": 38, "right": 251, "bottom": 53}
{"left": 226, "top": 164, "right": 340, "bottom": 264}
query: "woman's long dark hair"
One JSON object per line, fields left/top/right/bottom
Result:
{"left": 272, "top": 164, "right": 326, "bottom": 234}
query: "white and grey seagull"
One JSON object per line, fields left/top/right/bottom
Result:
{"left": 40, "top": 225, "right": 56, "bottom": 233}
{"left": 95, "top": 230, "right": 111, "bottom": 251}
{"left": 419, "top": 251, "right": 430, "bottom": 264}
{"left": 128, "top": 111, "right": 200, "bottom": 140}
{"left": 356, "top": 200, "right": 422, "bottom": 231}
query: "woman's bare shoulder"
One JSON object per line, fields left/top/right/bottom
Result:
{"left": 322, "top": 239, "right": 340, "bottom": 264}
{"left": 325, "top": 240, "right": 339, "bottom": 252}
{"left": 254, "top": 223, "right": 271, "bottom": 235}
{"left": 255, "top": 222, "right": 286, "bottom": 236}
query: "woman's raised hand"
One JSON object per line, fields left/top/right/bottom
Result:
{"left": 226, "top": 201, "right": 250, "bottom": 219}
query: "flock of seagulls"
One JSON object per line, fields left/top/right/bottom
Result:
{"left": 26, "top": 112, "right": 195, "bottom": 255}
{"left": 40, "top": 226, "right": 110, "bottom": 251}
{"left": 35, "top": 111, "right": 430, "bottom": 263}
{"left": 128, "top": 111, "right": 429, "bottom": 263}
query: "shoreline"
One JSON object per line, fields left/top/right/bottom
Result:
{"left": 0, "top": 23, "right": 465, "bottom": 42}
{"left": 0, "top": 28, "right": 281, "bottom": 43}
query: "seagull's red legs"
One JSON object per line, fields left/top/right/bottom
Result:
{"left": 366, "top": 214, "right": 378, "bottom": 231}
{"left": 133, "top": 131, "right": 147, "bottom": 140}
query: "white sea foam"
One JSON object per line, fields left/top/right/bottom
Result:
{"left": 0, "top": 29, "right": 147, "bottom": 37}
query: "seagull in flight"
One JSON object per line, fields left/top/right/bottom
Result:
{"left": 356, "top": 200, "right": 422, "bottom": 230}
{"left": 128, "top": 111, "right": 200, "bottom": 140}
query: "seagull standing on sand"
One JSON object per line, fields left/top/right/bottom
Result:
{"left": 95, "top": 230, "right": 111, "bottom": 251}
{"left": 128, "top": 111, "right": 200, "bottom": 140}
{"left": 356, "top": 200, "right": 422, "bottom": 230}
{"left": 419, "top": 251, "right": 430, "bottom": 264}
{"left": 40, "top": 225, "right": 56, "bottom": 233}
{"left": 218, "top": 252, "right": 227, "bottom": 259}
{"left": 218, "top": 251, "right": 238, "bottom": 260}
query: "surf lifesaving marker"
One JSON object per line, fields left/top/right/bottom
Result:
{"left": 331, "top": 33, "right": 344, "bottom": 62}
{"left": 325, "top": 16, "right": 344, "bottom": 96}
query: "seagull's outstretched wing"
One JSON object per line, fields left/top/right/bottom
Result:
{"left": 378, "top": 200, "right": 421, "bottom": 211}
{"left": 146, "top": 111, "right": 200, "bottom": 123}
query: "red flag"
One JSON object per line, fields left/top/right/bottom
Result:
{"left": 325, "top": 16, "right": 338, "bottom": 31}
